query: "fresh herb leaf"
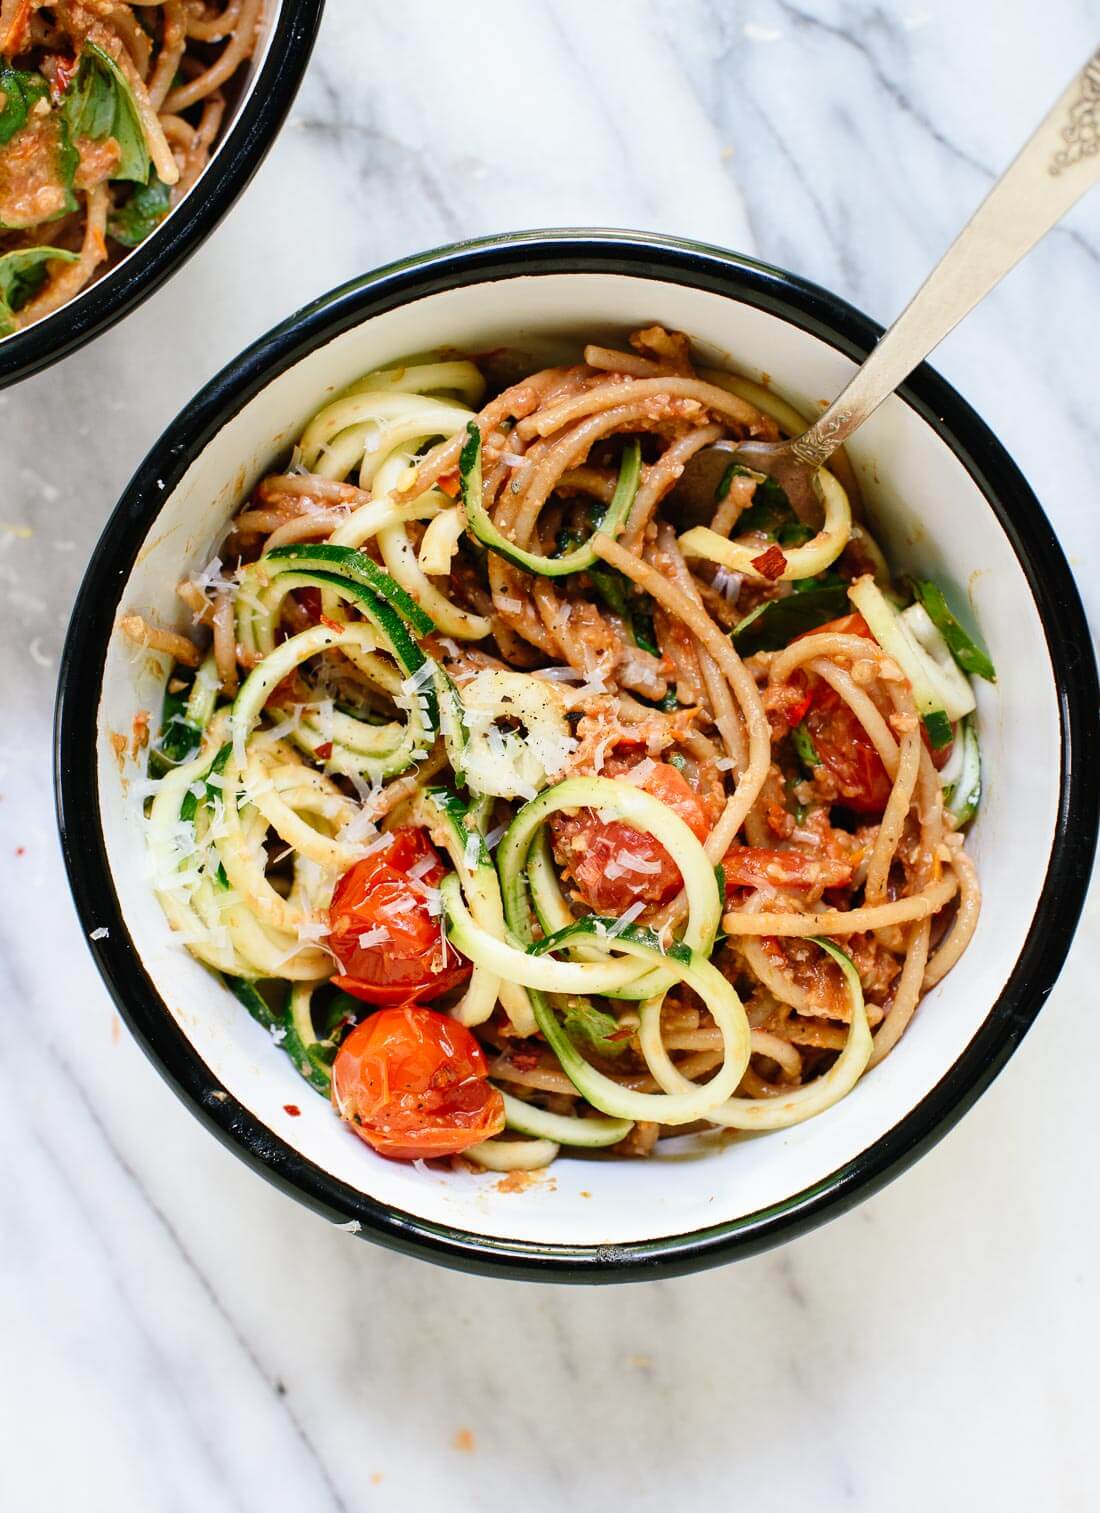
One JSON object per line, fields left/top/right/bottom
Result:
{"left": 0, "top": 68, "right": 49, "bottom": 146}
{"left": 630, "top": 604, "right": 659, "bottom": 656}
{"left": 715, "top": 460, "right": 754, "bottom": 503}
{"left": 785, "top": 773, "right": 808, "bottom": 825}
{"left": 155, "top": 676, "right": 201, "bottom": 765}
{"left": 586, "top": 561, "right": 631, "bottom": 620}
{"left": 668, "top": 752, "right": 687, "bottom": 773}
{"left": 108, "top": 171, "right": 171, "bottom": 246}
{"left": 714, "top": 862, "right": 727, "bottom": 899}
{"left": 735, "top": 474, "right": 799, "bottom": 537}
{"left": 0, "top": 246, "right": 78, "bottom": 334}
{"left": 792, "top": 570, "right": 845, "bottom": 595}
{"left": 792, "top": 722, "right": 821, "bottom": 770}
{"left": 731, "top": 581, "right": 849, "bottom": 655}
{"left": 656, "top": 686, "right": 679, "bottom": 712}
{"left": 776, "top": 519, "right": 814, "bottom": 547}
{"left": 578, "top": 555, "right": 660, "bottom": 657}
{"left": 912, "top": 579, "right": 996, "bottom": 683}
{"left": 62, "top": 42, "right": 150, "bottom": 183}
{"left": 561, "top": 996, "right": 630, "bottom": 1057}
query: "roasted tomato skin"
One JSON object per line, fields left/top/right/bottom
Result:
{"left": 332, "top": 1006, "right": 504, "bottom": 1160}
{"left": 721, "top": 846, "right": 852, "bottom": 892}
{"left": 327, "top": 827, "right": 471, "bottom": 1005}
{"left": 805, "top": 686, "right": 893, "bottom": 815}
{"left": 550, "top": 754, "right": 712, "bottom": 914}
{"left": 795, "top": 611, "right": 874, "bottom": 642}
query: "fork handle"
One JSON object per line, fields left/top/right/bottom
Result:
{"left": 791, "top": 46, "right": 1100, "bottom": 468}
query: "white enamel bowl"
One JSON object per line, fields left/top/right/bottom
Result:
{"left": 55, "top": 232, "right": 1099, "bottom": 1280}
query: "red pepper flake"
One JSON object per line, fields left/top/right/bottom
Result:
{"left": 315, "top": 741, "right": 334, "bottom": 760}
{"left": 14, "top": 846, "right": 25, "bottom": 857}
{"left": 750, "top": 543, "right": 787, "bottom": 581}
{"left": 437, "top": 472, "right": 460, "bottom": 499}
{"left": 47, "top": 54, "right": 79, "bottom": 104}
{"left": 510, "top": 1050, "right": 540, "bottom": 1071}
{"left": 607, "top": 1027, "right": 634, "bottom": 1043}
{"left": 283, "top": 1103, "right": 301, "bottom": 1117}
{"left": 320, "top": 614, "right": 344, "bottom": 633}
{"left": 786, "top": 688, "right": 813, "bottom": 726}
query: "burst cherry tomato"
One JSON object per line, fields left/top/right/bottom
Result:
{"left": 327, "top": 827, "right": 471, "bottom": 1005}
{"left": 551, "top": 753, "right": 711, "bottom": 914}
{"left": 332, "top": 1006, "right": 504, "bottom": 1160}
{"left": 805, "top": 685, "right": 893, "bottom": 815}
{"left": 721, "top": 846, "right": 853, "bottom": 892}
{"left": 795, "top": 611, "right": 875, "bottom": 642}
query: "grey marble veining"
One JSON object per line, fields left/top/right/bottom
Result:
{"left": 2, "top": 3, "right": 1098, "bottom": 1509}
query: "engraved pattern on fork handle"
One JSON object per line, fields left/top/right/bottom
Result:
{"left": 789, "top": 413, "right": 854, "bottom": 470}
{"left": 1049, "top": 51, "right": 1100, "bottom": 176}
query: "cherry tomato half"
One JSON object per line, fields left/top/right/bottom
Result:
{"left": 805, "top": 685, "right": 893, "bottom": 815}
{"left": 551, "top": 754, "right": 712, "bottom": 914}
{"left": 332, "top": 1005, "right": 504, "bottom": 1160}
{"left": 327, "top": 827, "right": 471, "bottom": 1005}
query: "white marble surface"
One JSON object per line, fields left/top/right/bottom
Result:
{"left": 3, "top": 2, "right": 1099, "bottom": 1508}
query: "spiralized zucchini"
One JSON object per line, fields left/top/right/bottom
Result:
{"left": 136, "top": 329, "right": 986, "bottom": 1174}
{"left": 678, "top": 466, "right": 852, "bottom": 582}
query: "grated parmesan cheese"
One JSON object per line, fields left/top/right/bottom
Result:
{"left": 400, "top": 662, "right": 435, "bottom": 696}
{"left": 617, "top": 850, "right": 662, "bottom": 875}
{"left": 605, "top": 901, "right": 646, "bottom": 938}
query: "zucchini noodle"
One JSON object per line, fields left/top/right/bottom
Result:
{"left": 130, "top": 325, "right": 988, "bottom": 1173}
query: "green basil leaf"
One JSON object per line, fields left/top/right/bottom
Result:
{"left": 0, "top": 245, "right": 78, "bottom": 334}
{"left": 731, "top": 582, "right": 849, "bottom": 655}
{"left": 586, "top": 561, "right": 631, "bottom": 620}
{"left": 108, "top": 171, "right": 171, "bottom": 246}
{"left": 912, "top": 578, "right": 996, "bottom": 683}
{"left": 630, "top": 604, "right": 658, "bottom": 656}
{"left": 715, "top": 460, "right": 754, "bottom": 503}
{"left": 734, "top": 474, "right": 799, "bottom": 537}
{"left": 63, "top": 42, "right": 150, "bottom": 183}
{"left": 561, "top": 997, "right": 630, "bottom": 1058}
{"left": 784, "top": 772, "right": 808, "bottom": 826}
{"left": 792, "top": 722, "right": 821, "bottom": 770}
{"left": 0, "top": 68, "right": 49, "bottom": 147}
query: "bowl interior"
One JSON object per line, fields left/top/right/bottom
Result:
{"left": 93, "top": 271, "right": 1059, "bottom": 1248}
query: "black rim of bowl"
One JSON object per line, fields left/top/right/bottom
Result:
{"left": 0, "top": 0, "right": 325, "bottom": 389}
{"left": 55, "top": 230, "right": 1100, "bottom": 1282}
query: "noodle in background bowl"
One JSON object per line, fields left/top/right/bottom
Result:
{"left": 0, "top": 0, "right": 324, "bottom": 390}
{"left": 55, "top": 231, "right": 1099, "bottom": 1281}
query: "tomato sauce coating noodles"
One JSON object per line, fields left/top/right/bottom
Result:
{"left": 126, "top": 328, "right": 990, "bottom": 1169}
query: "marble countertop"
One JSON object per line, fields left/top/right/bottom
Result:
{"left": 3, "top": 2, "right": 1099, "bottom": 1509}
